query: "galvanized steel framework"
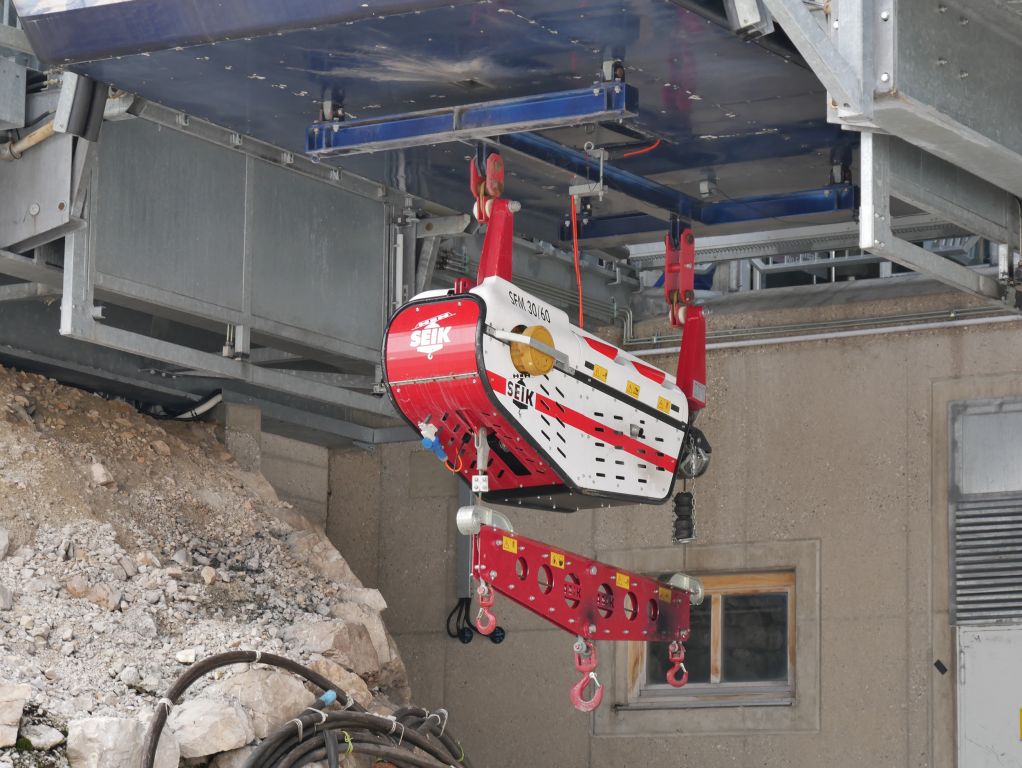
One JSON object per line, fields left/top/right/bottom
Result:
{"left": 762, "top": 0, "right": 1022, "bottom": 308}
{"left": 3, "top": 1, "right": 1022, "bottom": 440}
{"left": 0, "top": 86, "right": 647, "bottom": 439}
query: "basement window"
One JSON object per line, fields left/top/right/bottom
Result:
{"left": 636, "top": 571, "right": 795, "bottom": 707}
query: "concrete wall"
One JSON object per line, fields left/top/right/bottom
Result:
{"left": 261, "top": 432, "right": 329, "bottom": 527}
{"left": 326, "top": 288, "right": 1022, "bottom": 768}
{"left": 215, "top": 402, "right": 332, "bottom": 529}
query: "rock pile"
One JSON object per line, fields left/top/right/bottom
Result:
{"left": 0, "top": 365, "right": 408, "bottom": 766}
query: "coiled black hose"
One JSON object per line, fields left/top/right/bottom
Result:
{"left": 140, "top": 651, "right": 472, "bottom": 768}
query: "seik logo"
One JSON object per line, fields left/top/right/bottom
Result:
{"left": 409, "top": 312, "right": 455, "bottom": 359}
{"left": 506, "top": 378, "right": 535, "bottom": 408}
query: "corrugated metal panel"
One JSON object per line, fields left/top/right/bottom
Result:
{"left": 952, "top": 494, "right": 1022, "bottom": 624}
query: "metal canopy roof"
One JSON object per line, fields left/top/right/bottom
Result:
{"left": 17, "top": 0, "right": 856, "bottom": 241}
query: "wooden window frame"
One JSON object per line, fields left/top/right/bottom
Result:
{"left": 627, "top": 570, "right": 796, "bottom": 708}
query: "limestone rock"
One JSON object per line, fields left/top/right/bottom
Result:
{"left": 0, "top": 529, "right": 8, "bottom": 560}
{"left": 66, "top": 716, "right": 178, "bottom": 768}
{"left": 167, "top": 697, "right": 255, "bottom": 758}
{"left": 118, "top": 556, "right": 138, "bottom": 578}
{"left": 0, "top": 365, "right": 405, "bottom": 750}
{"left": 175, "top": 648, "right": 197, "bottom": 665}
{"left": 64, "top": 575, "right": 91, "bottom": 599}
{"left": 123, "top": 606, "right": 158, "bottom": 639}
{"left": 90, "top": 463, "right": 113, "bottom": 486}
{"left": 21, "top": 722, "right": 65, "bottom": 749}
{"left": 285, "top": 619, "right": 380, "bottom": 676}
{"left": 211, "top": 746, "right": 256, "bottom": 768}
{"left": 307, "top": 655, "right": 373, "bottom": 708}
{"left": 150, "top": 440, "right": 172, "bottom": 457}
{"left": 215, "top": 669, "right": 311, "bottom": 738}
{"left": 329, "top": 602, "right": 394, "bottom": 666}
{"left": 172, "top": 548, "right": 192, "bottom": 567}
{"left": 287, "top": 531, "right": 360, "bottom": 586}
{"left": 86, "top": 582, "right": 122, "bottom": 611}
{"left": 336, "top": 586, "right": 387, "bottom": 612}
{"left": 0, "top": 682, "right": 31, "bottom": 747}
{"left": 135, "top": 550, "right": 161, "bottom": 567}
{"left": 118, "top": 666, "right": 140, "bottom": 687}
{"left": 374, "top": 650, "right": 412, "bottom": 705}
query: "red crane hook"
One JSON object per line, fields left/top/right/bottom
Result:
{"left": 666, "top": 640, "right": 688, "bottom": 688}
{"left": 474, "top": 582, "right": 497, "bottom": 636}
{"left": 569, "top": 638, "right": 604, "bottom": 712}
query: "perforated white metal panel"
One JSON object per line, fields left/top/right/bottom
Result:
{"left": 474, "top": 277, "right": 687, "bottom": 502}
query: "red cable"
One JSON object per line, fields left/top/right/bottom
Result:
{"left": 622, "top": 138, "right": 662, "bottom": 158}
{"left": 569, "top": 195, "right": 584, "bottom": 327}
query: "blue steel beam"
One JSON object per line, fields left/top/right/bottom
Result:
{"left": 698, "top": 184, "right": 858, "bottom": 225}
{"left": 504, "top": 132, "right": 856, "bottom": 230}
{"left": 498, "top": 131, "right": 703, "bottom": 220}
{"left": 306, "top": 83, "right": 638, "bottom": 157}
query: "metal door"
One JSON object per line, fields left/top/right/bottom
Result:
{"left": 957, "top": 626, "right": 1022, "bottom": 767}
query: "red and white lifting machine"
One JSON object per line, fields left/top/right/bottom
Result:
{"left": 383, "top": 151, "right": 710, "bottom": 711}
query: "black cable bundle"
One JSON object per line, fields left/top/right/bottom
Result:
{"left": 140, "top": 651, "right": 472, "bottom": 768}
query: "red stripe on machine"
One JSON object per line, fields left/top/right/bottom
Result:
{"left": 631, "top": 360, "right": 667, "bottom": 385}
{"left": 487, "top": 371, "right": 677, "bottom": 473}
{"left": 582, "top": 337, "right": 620, "bottom": 360}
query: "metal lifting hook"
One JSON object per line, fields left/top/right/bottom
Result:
{"left": 474, "top": 582, "right": 497, "bottom": 636}
{"left": 569, "top": 637, "right": 604, "bottom": 712}
{"left": 666, "top": 640, "right": 688, "bottom": 688}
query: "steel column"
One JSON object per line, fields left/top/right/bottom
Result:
{"left": 860, "top": 131, "right": 1004, "bottom": 302}
{"left": 415, "top": 235, "right": 441, "bottom": 293}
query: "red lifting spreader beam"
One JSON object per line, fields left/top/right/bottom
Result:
{"left": 470, "top": 524, "right": 692, "bottom": 711}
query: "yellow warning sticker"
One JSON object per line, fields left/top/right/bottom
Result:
{"left": 550, "top": 551, "right": 565, "bottom": 569}
{"left": 502, "top": 535, "right": 518, "bottom": 554}
{"left": 615, "top": 572, "right": 631, "bottom": 590}
{"left": 658, "top": 586, "right": 672, "bottom": 602}
{"left": 657, "top": 396, "right": 671, "bottom": 414}
{"left": 626, "top": 380, "right": 641, "bottom": 398}
{"left": 593, "top": 364, "right": 608, "bottom": 383}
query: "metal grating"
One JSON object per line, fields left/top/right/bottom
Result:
{"left": 952, "top": 495, "right": 1022, "bottom": 624}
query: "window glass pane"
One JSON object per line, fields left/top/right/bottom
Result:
{"left": 721, "top": 593, "right": 788, "bottom": 682}
{"left": 646, "top": 598, "right": 710, "bottom": 685}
